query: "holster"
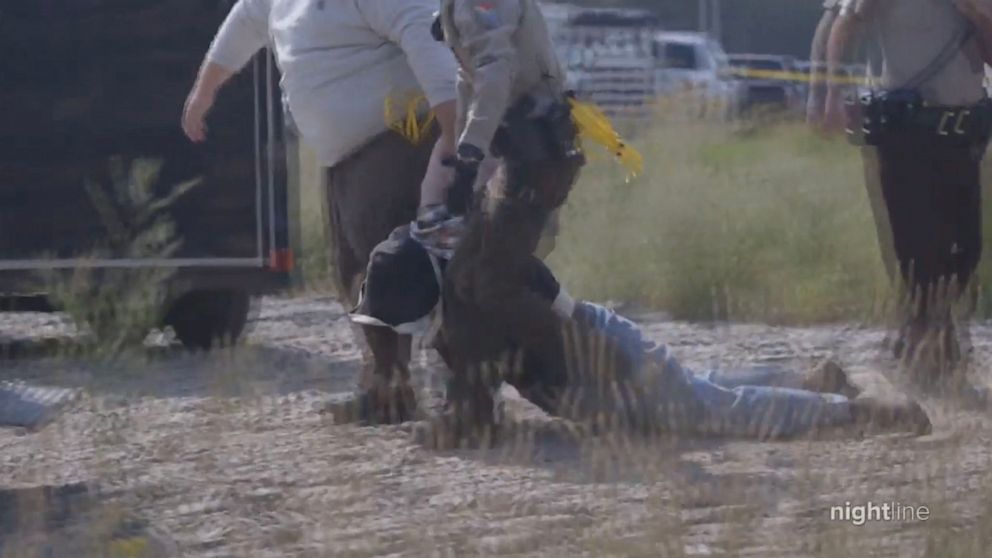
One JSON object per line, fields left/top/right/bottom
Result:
{"left": 846, "top": 90, "right": 992, "bottom": 148}
{"left": 491, "top": 95, "right": 582, "bottom": 164}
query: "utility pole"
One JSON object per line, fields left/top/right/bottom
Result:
{"left": 711, "top": 0, "right": 722, "bottom": 43}
{"left": 700, "top": 0, "right": 722, "bottom": 40}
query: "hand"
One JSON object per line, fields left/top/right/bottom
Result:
{"left": 805, "top": 85, "right": 827, "bottom": 128}
{"left": 821, "top": 89, "right": 848, "bottom": 135}
{"left": 182, "top": 87, "right": 215, "bottom": 143}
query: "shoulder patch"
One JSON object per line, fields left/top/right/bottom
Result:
{"left": 473, "top": 2, "right": 502, "bottom": 29}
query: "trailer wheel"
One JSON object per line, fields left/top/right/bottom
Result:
{"left": 165, "top": 289, "right": 251, "bottom": 351}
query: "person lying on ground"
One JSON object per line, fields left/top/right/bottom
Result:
{"left": 334, "top": 0, "right": 932, "bottom": 445}
{"left": 340, "top": 223, "right": 933, "bottom": 447}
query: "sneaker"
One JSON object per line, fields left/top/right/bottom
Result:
{"left": 0, "top": 382, "right": 80, "bottom": 429}
{"left": 849, "top": 396, "right": 932, "bottom": 436}
{"left": 320, "top": 384, "right": 419, "bottom": 426}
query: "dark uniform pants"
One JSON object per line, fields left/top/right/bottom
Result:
{"left": 439, "top": 156, "right": 583, "bottom": 425}
{"left": 862, "top": 130, "right": 985, "bottom": 325}
{"left": 324, "top": 128, "right": 438, "bottom": 388}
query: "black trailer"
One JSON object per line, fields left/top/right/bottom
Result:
{"left": 0, "top": 1, "right": 296, "bottom": 349}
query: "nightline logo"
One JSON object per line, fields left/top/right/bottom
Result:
{"left": 829, "top": 501, "right": 931, "bottom": 526}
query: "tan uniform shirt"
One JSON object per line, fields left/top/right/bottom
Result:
{"left": 439, "top": 0, "right": 567, "bottom": 153}
{"left": 841, "top": 0, "right": 985, "bottom": 105}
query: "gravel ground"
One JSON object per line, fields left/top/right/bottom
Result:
{"left": 1, "top": 295, "right": 991, "bottom": 557}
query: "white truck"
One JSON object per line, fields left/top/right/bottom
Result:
{"left": 652, "top": 31, "right": 742, "bottom": 119}
{"left": 541, "top": 3, "right": 739, "bottom": 119}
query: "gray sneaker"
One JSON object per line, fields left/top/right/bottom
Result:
{"left": 0, "top": 382, "right": 80, "bottom": 429}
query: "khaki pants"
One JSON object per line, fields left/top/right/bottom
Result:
{"left": 324, "top": 127, "right": 438, "bottom": 388}
{"left": 861, "top": 132, "right": 985, "bottom": 343}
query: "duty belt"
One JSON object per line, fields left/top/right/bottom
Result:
{"left": 847, "top": 94, "right": 992, "bottom": 147}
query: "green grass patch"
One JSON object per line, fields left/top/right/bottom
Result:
{"left": 549, "top": 118, "right": 895, "bottom": 324}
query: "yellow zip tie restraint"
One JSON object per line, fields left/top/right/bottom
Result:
{"left": 384, "top": 92, "right": 436, "bottom": 146}
{"left": 568, "top": 97, "right": 644, "bottom": 180}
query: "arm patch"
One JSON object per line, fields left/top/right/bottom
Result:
{"left": 473, "top": 3, "right": 502, "bottom": 29}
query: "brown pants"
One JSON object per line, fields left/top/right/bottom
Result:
{"left": 439, "top": 156, "right": 584, "bottom": 425}
{"left": 862, "top": 132, "right": 985, "bottom": 326}
{"left": 324, "top": 128, "right": 437, "bottom": 388}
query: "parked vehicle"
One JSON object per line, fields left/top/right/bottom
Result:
{"left": 0, "top": 0, "right": 294, "bottom": 349}
{"left": 544, "top": 5, "right": 660, "bottom": 115}
{"left": 652, "top": 31, "right": 742, "bottom": 119}
{"left": 726, "top": 53, "right": 804, "bottom": 115}
{"left": 565, "top": 48, "right": 657, "bottom": 114}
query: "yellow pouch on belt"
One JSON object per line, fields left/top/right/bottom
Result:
{"left": 384, "top": 92, "right": 436, "bottom": 146}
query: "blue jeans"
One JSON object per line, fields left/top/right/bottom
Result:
{"left": 576, "top": 303, "right": 853, "bottom": 439}
{"left": 692, "top": 369, "right": 851, "bottom": 439}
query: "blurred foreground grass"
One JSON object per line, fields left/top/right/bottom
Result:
{"left": 298, "top": 115, "right": 992, "bottom": 325}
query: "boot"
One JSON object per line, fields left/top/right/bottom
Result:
{"left": 322, "top": 383, "right": 419, "bottom": 426}
{"left": 899, "top": 322, "right": 963, "bottom": 391}
{"left": 413, "top": 362, "right": 504, "bottom": 450}
{"left": 412, "top": 390, "right": 503, "bottom": 450}
{"left": 849, "top": 396, "right": 932, "bottom": 436}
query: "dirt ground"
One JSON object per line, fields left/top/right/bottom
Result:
{"left": 1, "top": 295, "right": 991, "bottom": 557}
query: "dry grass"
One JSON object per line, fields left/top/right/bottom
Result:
{"left": 6, "top": 115, "right": 992, "bottom": 556}
{"left": 3, "top": 300, "right": 992, "bottom": 557}
{"left": 295, "top": 145, "right": 335, "bottom": 292}
{"left": 550, "top": 116, "right": 890, "bottom": 324}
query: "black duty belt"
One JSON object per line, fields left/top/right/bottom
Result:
{"left": 847, "top": 92, "right": 992, "bottom": 147}
{"left": 492, "top": 95, "right": 582, "bottom": 163}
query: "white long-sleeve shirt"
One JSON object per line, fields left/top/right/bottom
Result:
{"left": 206, "top": 0, "right": 458, "bottom": 167}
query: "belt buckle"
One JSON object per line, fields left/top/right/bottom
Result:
{"left": 937, "top": 108, "right": 971, "bottom": 136}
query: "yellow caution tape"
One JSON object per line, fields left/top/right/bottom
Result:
{"left": 568, "top": 97, "right": 644, "bottom": 180}
{"left": 384, "top": 92, "right": 437, "bottom": 146}
{"left": 725, "top": 67, "right": 866, "bottom": 86}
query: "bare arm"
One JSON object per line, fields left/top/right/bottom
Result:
{"left": 182, "top": 62, "right": 236, "bottom": 142}
{"left": 954, "top": 0, "right": 992, "bottom": 63}
{"left": 822, "top": 10, "right": 869, "bottom": 133}
{"left": 807, "top": 5, "right": 840, "bottom": 124}
{"left": 419, "top": 99, "right": 458, "bottom": 208}
{"left": 826, "top": 15, "right": 864, "bottom": 94}
{"left": 182, "top": 0, "right": 270, "bottom": 142}
{"left": 433, "top": 99, "right": 457, "bottom": 154}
